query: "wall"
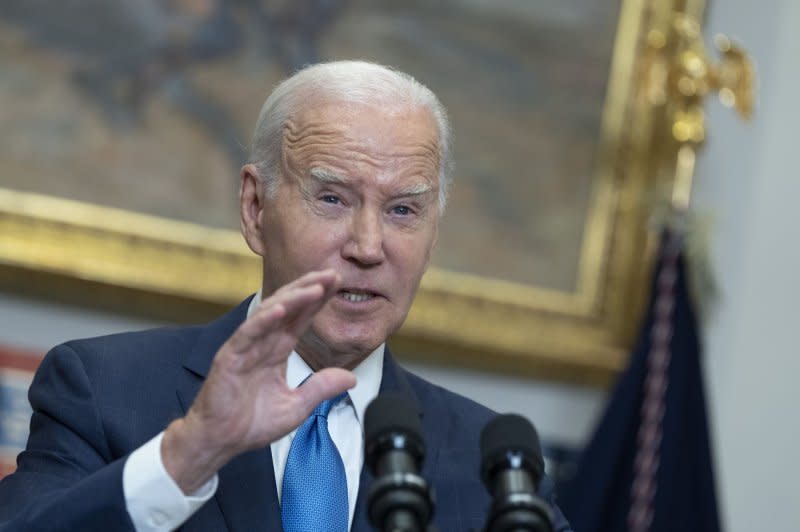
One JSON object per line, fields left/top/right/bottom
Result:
{"left": 694, "top": 0, "right": 800, "bottom": 529}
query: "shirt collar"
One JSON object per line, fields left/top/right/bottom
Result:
{"left": 246, "top": 290, "right": 383, "bottom": 424}
{"left": 246, "top": 290, "right": 262, "bottom": 318}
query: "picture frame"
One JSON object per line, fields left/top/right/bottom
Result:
{"left": 0, "top": 0, "right": 705, "bottom": 386}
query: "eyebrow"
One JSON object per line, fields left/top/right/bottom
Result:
{"left": 309, "top": 167, "right": 434, "bottom": 197}
{"left": 396, "top": 182, "right": 434, "bottom": 197}
{"left": 309, "top": 167, "right": 347, "bottom": 185}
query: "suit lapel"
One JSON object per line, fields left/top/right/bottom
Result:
{"left": 351, "top": 348, "right": 440, "bottom": 532}
{"left": 176, "top": 297, "right": 282, "bottom": 532}
{"left": 214, "top": 448, "right": 282, "bottom": 532}
{"left": 174, "top": 308, "right": 432, "bottom": 532}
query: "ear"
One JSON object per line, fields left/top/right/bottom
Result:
{"left": 239, "top": 164, "right": 267, "bottom": 256}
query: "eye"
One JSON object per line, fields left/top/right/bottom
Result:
{"left": 321, "top": 194, "right": 341, "bottom": 205}
{"left": 392, "top": 205, "right": 412, "bottom": 216}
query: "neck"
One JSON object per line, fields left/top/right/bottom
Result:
{"left": 296, "top": 334, "right": 375, "bottom": 371}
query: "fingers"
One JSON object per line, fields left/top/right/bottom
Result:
{"left": 252, "top": 269, "right": 340, "bottom": 338}
{"left": 261, "top": 269, "right": 339, "bottom": 309}
{"left": 293, "top": 368, "right": 357, "bottom": 415}
{"left": 227, "top": 299, "right": 287, "bottom": 353}
{"left": 274, "top": 283, "right": 328, "bottom": 323}
{"left": 284, "top": 282, "right": 337, "bottom": 337}
{"left": 226, "top": 270, "right": 340, "bottom": 354}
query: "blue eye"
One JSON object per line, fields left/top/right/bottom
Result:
{"left": 321, "top": 195, "right": 341, "bottom": 204}
{"left": 392, "top": 205, "right": 412, "bottom": 216}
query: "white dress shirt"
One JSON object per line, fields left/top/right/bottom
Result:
{"left": 122, "top": 293, "right": 384, "bottom": 531}
{"left": 272, "top": 346, "right": 383, "bottom": 527}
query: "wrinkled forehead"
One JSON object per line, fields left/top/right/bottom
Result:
{"left": 290, "top": 95, "right": 438, "bottom": 137}
{"left": 283, "top": 98, "right": 441, "bottom": 174}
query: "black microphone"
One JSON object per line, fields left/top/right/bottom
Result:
{"left": 365, "top": 393, "right": 435, "bottom": 532}
{"left": 480, "top": 414, "right": 553, "bottom": 532}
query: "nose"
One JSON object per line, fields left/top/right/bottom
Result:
{"left": 342, "top": 207, "right": 385, "bottom": 266}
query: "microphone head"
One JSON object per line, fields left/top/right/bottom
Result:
{"left": 480, "top": 414, "right": 544, "bottom": 488}
{"left": 364, "top": 393, "right": 424, "bottom": 471}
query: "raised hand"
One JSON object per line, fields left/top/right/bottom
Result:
{"left": 161, "top": 269, "right": 356, "bottom": 493}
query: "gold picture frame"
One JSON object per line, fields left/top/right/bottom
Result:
{"left": 0, "top": 0, "right": 705, "bottom": 386}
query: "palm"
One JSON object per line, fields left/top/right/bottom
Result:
{"left": 186, "top": 270, "right": 355, "bottom": 457}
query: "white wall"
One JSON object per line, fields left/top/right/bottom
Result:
{"left": 0, "top": 293, "right": 168, "bottom": 352}
{"left": 694, "top": 0, "right": 800, "bottom": 530}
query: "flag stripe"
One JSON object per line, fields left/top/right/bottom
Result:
{"left": 628, "top": 231, "right": 681, "bottom": 532}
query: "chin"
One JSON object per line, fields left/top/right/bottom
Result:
{"left": 324, "top": 332, "right": 383, "bottom": 357}
{"left": 317, "top": 308, "right": 392, "bottom": 343}
{"left": 312, "top": 322, "right": 388, "bottom": 357}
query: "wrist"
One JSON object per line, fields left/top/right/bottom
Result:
{"left": 161, "top": 417, "right": 235, "bottom": 494}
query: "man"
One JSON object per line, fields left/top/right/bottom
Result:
{"left": 0, "top": 61, "right": 571, "bottom": 531}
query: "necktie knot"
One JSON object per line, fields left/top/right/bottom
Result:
{"left": 312, "top": 391, "right": 348, "bottom": 419}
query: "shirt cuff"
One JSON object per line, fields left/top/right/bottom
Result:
{"left": 123, "top": 431, "right": 218, "bottom": 532}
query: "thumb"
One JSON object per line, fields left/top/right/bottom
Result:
{"left": 295, "top": 368, "right": 357, "bottom": 415}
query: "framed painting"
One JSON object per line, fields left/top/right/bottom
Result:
{"left": 0, "top": 0, "right": 704, "bottom": 385}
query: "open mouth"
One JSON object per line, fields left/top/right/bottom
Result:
{"left": 338, "top": 289, "right": 378, "bottom": 303}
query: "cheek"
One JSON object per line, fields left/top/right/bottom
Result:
{"left": 388, "top": 234, "right": 435, "bottom": 283}
{"left": 285, "top": 218, "right": 349, "bottom": 266}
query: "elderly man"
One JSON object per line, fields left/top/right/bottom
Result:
{"left": 0, "top": 61, "right": 571, "bottom": 532}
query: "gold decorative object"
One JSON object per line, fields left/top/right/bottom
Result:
{"left": 643, "top": 10, "right": 754, "bottom": 211}
{"left": 638, "top": 5, "right": 754, "bottom": 317}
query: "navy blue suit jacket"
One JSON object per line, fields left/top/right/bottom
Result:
{"left": 0, "top": 298, "right": 571, "bottom": 532}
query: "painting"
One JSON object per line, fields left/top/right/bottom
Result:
{"left": 0, "top": 0, "right": 702, "bottom": 384}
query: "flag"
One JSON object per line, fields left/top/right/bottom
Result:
{"left": 560, "top": 230, "right": 721, "bottom": 532}
{"left": 0, "top": 347, "right": 42, "bottom": 479}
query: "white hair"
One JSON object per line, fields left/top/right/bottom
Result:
{"left": 248, "top": 60, "right": 453, "bottom": 211}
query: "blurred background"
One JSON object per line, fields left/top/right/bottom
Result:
{"left": 1, "top": 0, "right": 799, "bottom": 530}
{"left": 0, "top": 0, "right": 617, "bottom": 289}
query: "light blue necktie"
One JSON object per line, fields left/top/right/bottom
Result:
{"left": 281, "top": 392, "right": 349, "bottom": 532}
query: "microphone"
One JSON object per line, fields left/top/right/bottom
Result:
{"left": 480, "top": 414, "right": 553, "bottom": 532}
{"left": 365, "top": 393, "right": 435, "bottom": 532}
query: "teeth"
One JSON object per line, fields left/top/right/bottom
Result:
{"left": 341, "top": 291, "right": 373, "bottom": 302}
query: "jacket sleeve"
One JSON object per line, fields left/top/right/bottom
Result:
{"left": 0, "top": 343, "right": 136, "bottom": 532}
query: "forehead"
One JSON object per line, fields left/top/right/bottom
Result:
{"left": 283, "top": 100, "right": 441, "bottom": 180}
